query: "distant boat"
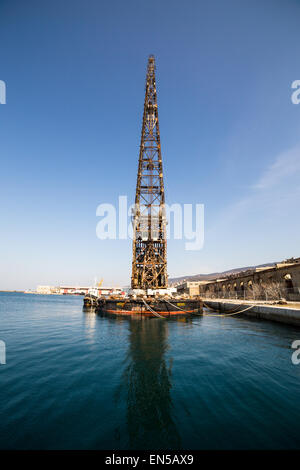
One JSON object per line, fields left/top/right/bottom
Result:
{"left": 83, "top": 287, "right": 99, "bottom": 307}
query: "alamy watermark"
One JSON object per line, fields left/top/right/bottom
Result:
{"left": 0, "top": 80, "right": 6, "bottom": 104}
{"left": 0, "top": 340, "right": 6, "bottom": 365}
{"left": 291, "top": 80, "right": 300, "bottom": 104}
{"left": 96, "top": 196, "right": 204, "bottom": 251}
{"left": 291, "top": 340, "right": 300, "bottom": 365}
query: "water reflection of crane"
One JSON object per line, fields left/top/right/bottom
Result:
{"left": 116, "top": 319, "right": 182, "bottom": 449}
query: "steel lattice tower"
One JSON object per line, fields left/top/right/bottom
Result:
{"left": 131, "top": 55, "right": 168, "bottom": 290}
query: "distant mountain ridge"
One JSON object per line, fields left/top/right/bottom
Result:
{"left": 169, "top": 262, "right": 277, "bottom": 286}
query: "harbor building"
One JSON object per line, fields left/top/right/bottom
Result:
{"left": 35, "top": 285, "right": 124, "bottom": 296}
{"left": 36, "top": 285, "right": 60, "bottom": 295}
{"left": 176, "top": 258, "right": 300, "bottom": 301}
{"left": 176, "top": 281, "right": 203, "bottom": 297}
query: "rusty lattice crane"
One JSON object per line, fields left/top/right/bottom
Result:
{"left": 131, "top": 55, "right": 168, "bottom": 290}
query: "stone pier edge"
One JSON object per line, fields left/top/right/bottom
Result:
{"left": 203, "top": 300, "right": 300, "bottom": 327}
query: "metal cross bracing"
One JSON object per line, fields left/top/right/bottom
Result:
{"left": 131, "top": 55, "right": 168, "bottom": 290}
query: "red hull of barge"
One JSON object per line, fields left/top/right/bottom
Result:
{"left": 95, "top": 298, "right": 203, "bottom": 317}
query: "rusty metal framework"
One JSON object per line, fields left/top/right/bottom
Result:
{"left": 131, "top": 55, "right": 168, "bottom": 290}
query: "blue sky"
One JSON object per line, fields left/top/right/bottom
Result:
{"left": 0, "top": 0, "right": 300, "bottom": 289}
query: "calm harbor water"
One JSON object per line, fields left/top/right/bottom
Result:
{"left": 1, "top": 292, "right": 300, "bottom": 449}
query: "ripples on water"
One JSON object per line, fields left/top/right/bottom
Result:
{"left": 1, "top": 292, "right": 300, "bottom": 449}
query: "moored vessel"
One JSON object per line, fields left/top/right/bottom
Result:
{"left": 83, "top": 287, "right": 99, "bottom": 308}
{"left": 83, "top": 57, "right": 204, "bottom": 319}
{"left": 96, "top": 297, "right": 203, "bottom": 318}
